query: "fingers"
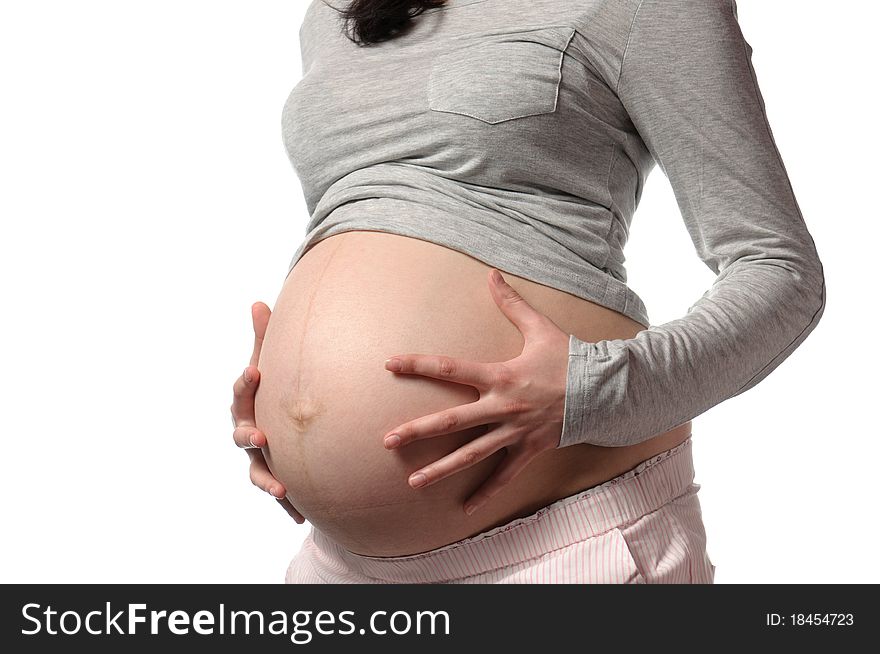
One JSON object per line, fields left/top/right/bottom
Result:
{"left": 248, "top": 451, "right": 306, "bottom": 524}
{"left": 249, "top": 301, "right": 271, "bottom": 368}
{"left": 247, "top": 449, "right": 285, "bottom": 498}
{"left": 487, "top": 269, "right": 549, "bottom": 339}
{"left": 462, "top": 447, "right": 537, "bottom": 515}
{"left": 383, "top": 398, "right": 509, "bottom": 449}
{"left": 276, "top": 497, "right": 306, "bottom": 524}
{"left": 405, "top": 428, "right": 515, "bottom": 489}
{"left": 240, "top": 302, "right": 305, "bottom": 525}
{"left": 233, "top": 301, "right": 269, "bottom": 443}
{"left": 385, "top": 354, "right": 500, "bottom": 390}
{"left": 230, "top": 365, "right": 260, "bottom": 432}
{"left": 244, "top": 435, "right": 306, "bottom": 524}
{"left": 232, "top": 302, "right": 269, "bottom": 446}
{"left": 233, "top": 425, "right": 266, "bottom": 449}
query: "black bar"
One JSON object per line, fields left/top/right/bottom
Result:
{"left": 0, "top": 584, "right": 871, "bottom": 651}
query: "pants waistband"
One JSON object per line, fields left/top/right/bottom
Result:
{"left": 310, "top": 437, "right": 696, "bottom": 583}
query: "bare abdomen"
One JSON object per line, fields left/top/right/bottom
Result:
{"left": 253, "top": 230, "right": 691, "bottom": 556}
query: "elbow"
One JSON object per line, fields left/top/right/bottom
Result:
{"left": 803, "top": 249, "right": 826, "bottom": 333}
{"left": 729, "top": 252, "right": 825, "bottom": 399}
{"left": 809, "top": 261, "right": 826, "bottom": 333}
{"left": 759, "top": 249, "right": 826, "bottom": 340}
{"left": 776, "top": 238, "right": 826, "bottom": 335}
{"left": 772, "top": 252, "right": 825, "bottom": 355}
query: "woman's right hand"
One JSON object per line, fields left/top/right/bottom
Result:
{"left": 231, "top": 301, "right": 306, "bottom": 524}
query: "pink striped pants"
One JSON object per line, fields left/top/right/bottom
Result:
{"left": 284, "top": 437, "right": 715, "bottom": 583}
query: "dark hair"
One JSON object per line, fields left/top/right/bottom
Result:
{"left": 333, "top": 0, "right": 447, "bottom": 45}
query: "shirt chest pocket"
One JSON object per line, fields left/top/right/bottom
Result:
{"left": 427, "top": 26, "right": 577, "bottom": 125}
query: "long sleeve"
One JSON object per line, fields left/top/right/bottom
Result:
{"left": 558, "top": 0, "right": 827, "bottom": 449}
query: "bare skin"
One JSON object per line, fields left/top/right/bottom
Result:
{"left": 231, "top": 231, "right": 691, "bottom": 557}
{"left": 230, "top": 301, "right": 304, "bottom": 524}
{"left": 231, "top": 269, "right": 571, "bottom": 516}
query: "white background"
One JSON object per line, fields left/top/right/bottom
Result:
{"left": 1, "top": 1, "right": 876, "bottom": 584}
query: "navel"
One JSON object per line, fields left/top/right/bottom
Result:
{"left": 281, "top": 395, "right": 324, "bottom": 433}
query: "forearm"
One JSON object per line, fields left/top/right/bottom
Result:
{"left": 560, "top": 255, "right": 826, "bottom": 448}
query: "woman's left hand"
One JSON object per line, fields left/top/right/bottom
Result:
{"left": 382, "top": 269, "right": 571, "bottom": 516}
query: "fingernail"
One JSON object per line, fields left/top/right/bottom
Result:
{"left": 409, "top": 472, "right": 427, "bottom": 488}
{"left": 244, "top": 367, "right": 252, "bottom": 383}
{"left": 491, "top": 270, "right": 503, "bottom": 284}
{"left": 248, "top": 433, "right": 258, "bottom": 448}
{"left": 272, "top": 487, "right": 285, "bottom": 499}
{"left": 384, "top": 434, "right": 400, "bottom": 449}
{"left": 464, "top": 503, "right": 477, "bottom": 515}
{"left": 385, "top": 358, "right": 401, "bottom": 371}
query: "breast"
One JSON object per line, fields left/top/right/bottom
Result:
{"left": 253, "top": 230, "right": 673, "bottom": 556}
{"left": 282, "top": 23, "right": 622, "bottom": 219}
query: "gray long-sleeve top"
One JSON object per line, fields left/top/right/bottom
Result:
{"left": 281, "top": 0, "right": 826, "bottom": 449}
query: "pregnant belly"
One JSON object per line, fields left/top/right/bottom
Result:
{"left": 253, "top": 230, "right": 691, "bottom": 556}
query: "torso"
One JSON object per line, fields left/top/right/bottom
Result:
{"left": 254, "top": 230, "right": 691, "bottom": 556}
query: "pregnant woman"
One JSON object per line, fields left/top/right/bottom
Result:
{"left": 229, "top": 0, "right": 826, "bottom": 583}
